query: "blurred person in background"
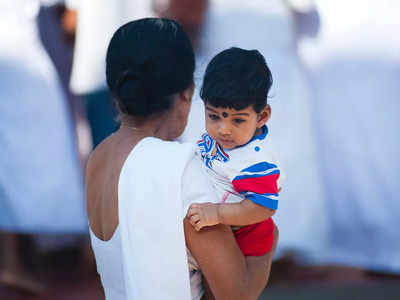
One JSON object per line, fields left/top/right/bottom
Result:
{"left": 62, "top": 0, "right": 155, "bottom": 148}
{"left": 299, "top": 0, "right": 400, "bottom": 279}
{"left": 163, "top": 0, "right": 328, "bottom": 272}
{"left": 39, "top": 2, "right": 93, "bottom": 167}
{"left": 0, "top": 0, "right": 86, "bottom": 294}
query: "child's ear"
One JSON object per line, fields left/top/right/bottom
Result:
{"left": 257, "top": 105, "right": 271, "bottom": 128}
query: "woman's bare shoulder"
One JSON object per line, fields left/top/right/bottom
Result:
{"left": 86, "top": 133, "right": 137, "bottom": 240}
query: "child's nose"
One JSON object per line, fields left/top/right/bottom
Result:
{"left": 218, "top": 123, "right": 231, "bottom": 136}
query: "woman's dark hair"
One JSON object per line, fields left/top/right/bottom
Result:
{"left": 200, "top": 47, "right": 273, "bottom": 113}
{"left": 106, "top": 18, "right": 195, "bottom": 116}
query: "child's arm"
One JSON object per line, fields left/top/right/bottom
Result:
{"left": 187, "top": 159, "right": 281, "bottom": 231}
{"left": 186, "top": 199, "right": 275, "bottom": 231}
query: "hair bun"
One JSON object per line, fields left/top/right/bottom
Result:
{"left": 106, "top": 18, "right": 195, "bottom": 117}
{"left": 115, "top": 71, "right": 150, "bottom": 115}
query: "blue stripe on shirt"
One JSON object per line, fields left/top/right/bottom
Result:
{"left": 240, "top": 161, "right": 277, "bottom": 173}
{"left": 233, "top": 170, "right": 280, "bottom": 181}
{"left": 246, "top": 194, "right": 278, "bottom": 210}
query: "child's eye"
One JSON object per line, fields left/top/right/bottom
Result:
{"left": 208, "top": 114, "right": 220, "bottom": 121}
{"left": 233, "top": 119, "right": 245, "bottom": 125}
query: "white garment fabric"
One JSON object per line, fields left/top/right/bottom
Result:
{"left": 0, "top": 0, "right": 86, "bottom": 233}
{"left": 180, "top": 0, "right": 327, "bottom": 262}
{"left": 299, "top": 0, "right": 400, "bottom": 272}
{"left": 67, "top": 0, "right": 154, "bottom": 94}
{"left": 90, "top": 227, "right": 125, "bottom": 300}
{"left": 91, "top": 137, "right": 218, "bottom": 299}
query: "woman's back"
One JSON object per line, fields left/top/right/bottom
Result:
{"left": 86, "top": 132, "right": 138, "bottom": 240}
{"left": 86, "top": 131, "right": 141, "bottom": 300}
{"left": 87, "top": 134, "right": 198, "bottom": 300}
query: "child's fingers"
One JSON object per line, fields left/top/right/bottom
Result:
{"left": 194, "top": 221, "right": 204, "bottom": 231}
{"left": 186, "top": 205, "right": 201, "bottom": 218}
{"left": 190, "top": 219, "right": 198, "bottom": 229}
{"left": 189, "top": 214, "right": 200, "bottom": 226}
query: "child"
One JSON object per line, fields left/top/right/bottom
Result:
{"left": 186, "top": 47, "right": 281, "bottom": 256}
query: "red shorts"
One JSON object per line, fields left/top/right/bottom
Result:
{"left": 234, "top": 218, "right": 275, "bottom": 256}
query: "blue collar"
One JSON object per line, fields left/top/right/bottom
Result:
{"left": 225, "top": 125, "right": 268, "bottom": 151}
{"left": 249, "top": 125, "right": 268, "bottom": 143}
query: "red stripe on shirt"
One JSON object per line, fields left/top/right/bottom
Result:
{"left": 232, "top": 173, "right": 280, "bottom": 194}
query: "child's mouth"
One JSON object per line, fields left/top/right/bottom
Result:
{"left": 218, "top": 138, "right": 235, "bottom": 147}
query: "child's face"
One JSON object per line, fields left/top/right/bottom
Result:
{"left": 204, "top": 103, "right": 271, "bottom": 149}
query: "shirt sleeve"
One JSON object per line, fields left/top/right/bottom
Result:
{"left": 181, "top": 155, "right": 219, "bottom": 218}
{"left": 232, "top": 161, "right": 281, "bottom": 210}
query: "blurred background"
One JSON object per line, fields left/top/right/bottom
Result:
{"left": 0, "top": 0, "right": 399, "bottom": 299}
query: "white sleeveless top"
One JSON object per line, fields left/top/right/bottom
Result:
{"left": 89, "top": 138, "right": 218, "bottom": 300}
{"left": 89, "top": 227, "right": 125, "bottom": 300}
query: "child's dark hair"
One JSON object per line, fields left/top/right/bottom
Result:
{"left": 106, "top": 18, "right": 195, "bottom": 117}
{"left": 200, "top": 47, "right": 272, "bottom": 113}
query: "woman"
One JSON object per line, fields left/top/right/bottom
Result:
{"left": 86, "top": 18, "right": 277, "bottom": 300}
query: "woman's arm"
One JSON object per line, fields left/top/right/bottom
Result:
{"left": 185, "top": 219, "right": 278, "bottom": 300}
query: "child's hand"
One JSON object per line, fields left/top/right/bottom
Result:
{"left": 186, "top": 203, "right": 220, "bottom": 231}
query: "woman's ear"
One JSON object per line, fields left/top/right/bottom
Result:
{"left": 181, "top": 83, "right": 195, "bottom": 103}
{"left": 257, "top": 104, "right": 271, "bottom": 128}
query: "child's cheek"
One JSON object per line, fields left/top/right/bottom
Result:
{"left": 205, "top": 122, "right": 217, "bottom": 139}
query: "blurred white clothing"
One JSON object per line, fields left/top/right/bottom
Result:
{"left": 300, "top": 0, "right": 400, "bottom": 272}
{"left": 67, "top": 0, "right": 154, "bottom": 94}
{"left": 181, "top": 0, "right": 327, "bottom": 262}
{"left": 0, "top": 0, "right": 86, "bottom": 233}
